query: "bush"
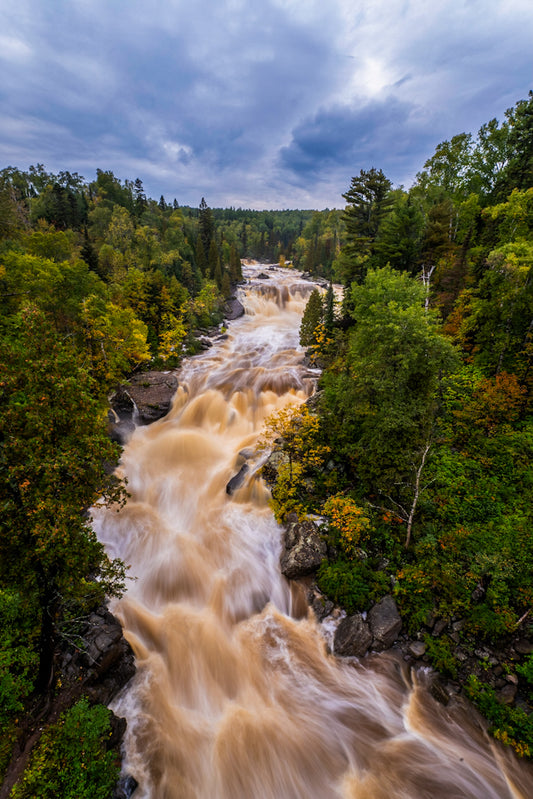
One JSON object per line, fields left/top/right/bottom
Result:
{"left": 465, "top": 676, "right": 533, "bottom": 759}
{"left": 11, "top": 698, "right": 120, "bottom": 799}
{"left": 316, "top": 559, "right": 389, "bottom": 614}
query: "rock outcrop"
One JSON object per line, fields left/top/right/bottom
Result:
{"left": 61, "top": 606, "right": 136, "bottom": 707}
{"left": 334, "top": 613, "right": 373, "bottom": 657}
{"left": 109, "top": 371, "right": 178, "bottom": 441}
{"left": 368, "top": 595, "right": 403, "bottom": 651}
{"left": 280, "top": 518, "right": 327, "bottom": 579}
{"left": 224, "top": 297, "right": 245, "bottom": 320}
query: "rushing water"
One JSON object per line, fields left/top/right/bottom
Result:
{"left": 95, "top": 263, "right": 532, "bottom": 799}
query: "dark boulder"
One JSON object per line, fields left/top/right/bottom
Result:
{"left": 368, "top": 595, "right": 402, "bottom": 651}
{"left": 334, "top": 614, "right": 373, "bottom": 657}
{"left": 280, "top": 518, "right": 327, "bottom": 579}
{"left": 226, "top": 464, "right": 249, "bottom": 495}
{"left": 224, "top": 297, "right": 245, "bottom": 320}
{"left": 114, "top": 775, "right": 139, "bottom": 799}
{"left": 110, "top": 371, "right": 178, "bottom": 431}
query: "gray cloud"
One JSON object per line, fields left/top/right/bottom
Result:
{"left": 0, "top": 0, "right": 531, "bottom": 207}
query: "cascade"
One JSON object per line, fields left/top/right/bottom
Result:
{"left": 94, "top": 263, "right": 532, "bottom": 799}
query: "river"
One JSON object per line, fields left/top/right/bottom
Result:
{"left": 94, "top": 263, "right": 532, "bottom": 799}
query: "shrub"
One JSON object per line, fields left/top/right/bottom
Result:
{"left": 11, "top": 698, "right": 120, "bottom": 799}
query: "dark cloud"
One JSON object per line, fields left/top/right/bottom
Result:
{"left": 0, "top": 0, "right": 531, "bottom": 207}
{"left": 279, "top": 98, "right": 436, "bottom": 186}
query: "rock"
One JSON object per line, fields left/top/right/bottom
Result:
{"left": 308, "top": 590, "right": 335, "bottom": 622}
{"left": 110, "top": 372, "right": 178, "bottom": 429}
{"left": 515, "top": 638, "right": 533, "bottom": 655}
{"left": 430, "top": 678, "right": 450, "bottom": 706}
{"left": 497, "top": 683, "right": 517, "bottom": 705}
{"left": 261, "top": 449, "right": 290, "bottom": 487}
{"left": 280, "top": 519, "right": 327, "bottom": 579}
{"left": 226, "top": 464, "right": 249, "bottom": 495}
{"left": 368, "top": 596, "right": 402, "bottom": 651}
{"left": 408, "top": 641, "right": 427, "bottom": 658}
{"left": 256, "top": 272, "right": 270, "bottom": 279}
{"left": 114, "top": 775, "right": 139, "bottom": 799}
{"left": 224, "top": 297, "right": 245, "bottom": 320}
{"left": 68, "top": 607, "right": 136, "bottom": 706}
{"left": 334, "top": 614, "right": 373, "bottom": 657}
{"left": 432, "top": 618, "right": 448, "bottom": 637}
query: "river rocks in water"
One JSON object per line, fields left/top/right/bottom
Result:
{"left": 226, "top": 463, "right": 249, "bottom": 495}
{"left": 280, "top": 518, "right": 327, "bottom": 579}
{"left": 334, "top": 613, "right": 373, "bottom": 657}
{"left": 256, "top": 272, "right": 270, "bottom": 279}
{"left": 109, "top": 371, "right": 178, "bottom": 434}
{"left": 224, "top": 297, "right": 245, "bottom": 320}
{"left": 368, "top": 595, "right": 402, "bottom": 651}
{"left": 114, "top": 775, "right": 139, "bottom": 799}
{"left": 430, "top": 678, "right": 450, "bottom": 706}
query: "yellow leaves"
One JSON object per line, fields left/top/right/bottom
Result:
{"left": 259, "top": 404, "right": 330, "bottom": 469}
{"left": 158, "top": 312, "right": 187, "bottom": 362}
{"left": 324, "top": 494, "right": 371, "bottom": 558}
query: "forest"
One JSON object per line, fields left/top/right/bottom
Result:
{"left": 0, "top": 90, "right": 532, "bottom": 793}
{"left": 279, "top": 91, "right": 533, "bottom": 758}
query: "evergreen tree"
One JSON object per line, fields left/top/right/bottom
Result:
{"left": 299, "top": 289, "right": 323, "bottom": 347}
{"left": 324, "top": 283, "right": 335, "bottom": 332}
{"left": 80, "top": 227, "right": 100, "bottom": 276}
{"left": 199, "top": 197, "right": 214, "bottom": 254}
{"left": 134, "top": 177, "right": 147, "bottom": 217}
{"left": 341, "top": 167, "right": 393, "bottom": 282}
{"left": 195, "top": 235, "right": 207, "bottom": 276}
{"left": 208, "top": 238, "right": 220, "bottom": 280}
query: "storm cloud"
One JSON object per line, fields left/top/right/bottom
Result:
{"left": 0, "top": 0, "right": 531, "bottom": 208}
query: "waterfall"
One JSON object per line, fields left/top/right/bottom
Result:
{"left": 93, "top": 263, "right": 532, "bottom": 799}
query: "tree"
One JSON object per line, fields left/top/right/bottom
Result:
{"left": 299, "top": 289, "right": 323, "bottom": 346}
{"left": 208, "top": 238, "right": 220, "bottom": 281}
{"left": 374, "top": 191, "right": 424, "bottom": 274}
{"left": 339, "top": 168, "right": 393, "bottom": 284}
{"left": 0, "top": 306, "right": 125, "bottom": 691}
{"left": 199, "top": 197, "right": 214, "bottom": 255}
{"left": 321, "top": 268, "right": 457, "bottom": 544}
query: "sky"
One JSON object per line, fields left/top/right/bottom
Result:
{"left": 0, "top": 0, "right": 532, "bottom": 209}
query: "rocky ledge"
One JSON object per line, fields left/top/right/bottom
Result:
{"left": 279, "top": 515, "right": 533, "bottom": 712}
{"left": 109, "top": 371, "right": 179, "bottom": 441}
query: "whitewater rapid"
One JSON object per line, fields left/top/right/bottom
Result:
{"left": 94, "top": 263, "right": 532, "bottom": 799}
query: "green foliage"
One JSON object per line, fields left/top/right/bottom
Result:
{"left": 316, "top": 559, "right": 389, "bottom": 615}
{"left": 299, "top": 288, "right": 323, "bottom": 347}
{"left": 465, "top": 676, "right": 533, "bottom": 758}
{"left": 0, "top": 591, "right": 38, "bottom": 725}
{"left": 321, "top": 267, "right": 457, "bottom": 494}
{"left": 0, "top": 306, "right": 126, "bottom": 689}
{"left": 10, "top": 698, "right": 120, "bottom": 799}
{"left": 423, "top": 635, "right": 458, "bottom": 679}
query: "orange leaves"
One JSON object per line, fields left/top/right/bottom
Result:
{"left": 324, "top": 494, "right": 371, "bottom": 558}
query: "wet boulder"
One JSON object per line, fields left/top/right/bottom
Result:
{"left": 224, "top": 297, "right": 245, "bottom": 320}
{"left": 334, "top": 613, "right": 373, "bottom": 657}
{"left": 368, "top": 595, "right": 402, "bottom": 651}
{"left": 226, "top": 463, "right": 249, "bottom": 495}
{"left": 110, "top": 372, "right": 178, "bottom": 429}
{"left": 280, "top": 518, "right": 327, "bottom": 579}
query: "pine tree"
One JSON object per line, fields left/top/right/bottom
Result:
{"left": 324, "top": 283, "right": 335, "bottom": 332}
{"left": 299, "top": 289, "right": 323, "bottom": 346}
{"left": 195, "top": 236, "right": 207, "bottom": 277}
{"left": 199, "top": 197, "right": 214, "bottom": 254}
{"left": 208, "top": 238, "right": 220, "bottom": 280}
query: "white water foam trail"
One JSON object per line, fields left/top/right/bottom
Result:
{"left": 94, "top": 263, "right": 533, "bottom": 799}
